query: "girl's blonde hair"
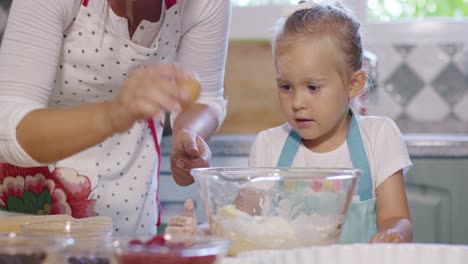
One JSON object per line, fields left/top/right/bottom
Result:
{"left": 272, "top": 2, "right": 367, "bottom": 110}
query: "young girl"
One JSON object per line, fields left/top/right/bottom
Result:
{"left": 0, "top": 0, "right": 229, "bottom": 235}
{"left": 167, "top": 1, "right": 413, "bottom": 243}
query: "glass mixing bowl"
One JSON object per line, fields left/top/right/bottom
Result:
{"left": 192, "top": 167, "right": 360, "bottom": 255}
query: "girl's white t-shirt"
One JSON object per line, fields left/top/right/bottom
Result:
{"left": 249, "top": 115, "right": 413, "bottom": 194}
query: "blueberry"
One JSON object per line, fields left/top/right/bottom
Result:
{"left": 67, "top": 256, "right": 109, "bottom": 264}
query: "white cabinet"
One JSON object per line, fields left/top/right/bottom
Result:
{"left": 405, "top": 158, "right": 468, "bottom": 244}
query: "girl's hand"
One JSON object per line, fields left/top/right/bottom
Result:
{"left": 107, "top": 64, "right": 192, "bottom": 133}
{"left": 374, "top": 171, "right": 413, "bottom": 243}
{"left": 234, "top": 187, "right": 266, "bottom": 216}
{"left": 170, "top": 129, "right": 211, "bottom": 186}
{"left": 370, "top": 230, "right": 406, "bottom": 243}
{"left": 165, "top": 199, "right": 199, "bottom": 235}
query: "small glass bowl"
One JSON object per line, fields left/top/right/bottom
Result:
{"left": 21, "top": 219, "right": 113, "bottom": 264}
{"left": 112, "top": 234, "right": 230, "bottom": 264}
{"left": 21, "top": 219, "right": 112, "bottom": 238}
{"left": 0, "top": 232, "right": 73, "bottom": 264}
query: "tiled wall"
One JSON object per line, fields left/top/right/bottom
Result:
{"left": 368, "top": 42, "right": 468, "bottom": 133}
{"left": 220, "top": 41, "right": 468, "bottom": 135}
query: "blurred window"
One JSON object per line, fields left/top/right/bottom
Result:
{"left": 368, "top": 0, "right": 468, "bottom": 21}
{"left": 232, "top": 0, "right": 297, "bottom": 5}
{"left": 232, "top": 0, "right": 468, "bottom": 21}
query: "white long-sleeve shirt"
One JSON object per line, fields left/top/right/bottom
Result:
{"left": 0, "top": 0, "right": 229, "bottom": 166}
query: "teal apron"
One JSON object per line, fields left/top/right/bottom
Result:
{"left": 277, "top": 112, "right": 377, "bottom": 243}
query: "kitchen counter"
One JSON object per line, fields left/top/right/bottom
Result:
{"left": 159, "top": 133, "right": 468, "bottom": 244}
{"left": 219, "top": 243, "right": 468, "bottom": 264}
{"left": 161, "top": 133, "right": 468, "bottom": 158}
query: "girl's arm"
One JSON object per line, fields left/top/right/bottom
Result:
{"left": 371, "top": 169, "right": 413, "bottom": 242}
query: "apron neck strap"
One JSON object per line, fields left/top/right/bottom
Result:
{"left": 346, "top": 111, "right": 373, "bottom": 201}
{"left": 277, "top": 129, "right": 301, "bottom": 167}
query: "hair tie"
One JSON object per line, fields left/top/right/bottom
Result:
{"left": 281, "top": 0, "right": 315, "bottom": 18}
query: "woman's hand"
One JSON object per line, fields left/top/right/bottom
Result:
{"left": 107, "top": 64, "right": 193, "bottom": 133}
{"left": 165, "top": 199, "right": 199, "bottom": 235}
{"left": 170, "top": 129, "right": 211, "bottom": 186}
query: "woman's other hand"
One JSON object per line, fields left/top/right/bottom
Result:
{"left": 165, "top": 199, "right": 199, "bottom": 235}
{"left": 170, "top": 129, "right": 211, "bottom": 186}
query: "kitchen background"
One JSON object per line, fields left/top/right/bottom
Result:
{"left": 1, "top": 0, "right": 467, "bottom": 133}
{"left": 220, "top": 0, "right": 468, "bottom": 134}
{"left": 1, "top": 0, "right": 468, "bottom": 245}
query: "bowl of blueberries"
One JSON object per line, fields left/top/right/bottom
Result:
{"left": 21, "top": 219, "right": 113, "bottom": 264}
{"left": 0, "top": 232, "right": 73, "bottom": 264}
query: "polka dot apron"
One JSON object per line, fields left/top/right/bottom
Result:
{"left": 0, "top": 0, "right": 181, "bottom": 236}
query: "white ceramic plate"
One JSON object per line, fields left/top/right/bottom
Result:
{"left": 228, "top": 244, "right": 468, "bottom": 264}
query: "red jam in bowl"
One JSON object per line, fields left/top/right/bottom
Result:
{"left": 113, "top": 234, "right": 229, "bottom": 264}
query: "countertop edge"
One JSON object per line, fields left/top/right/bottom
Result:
{"left": 161, "top": 134, "right": 468, "bottom": 158}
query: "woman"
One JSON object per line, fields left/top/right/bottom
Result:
{"left": 0, "top": 0, "right": 230, "bottom": 235}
